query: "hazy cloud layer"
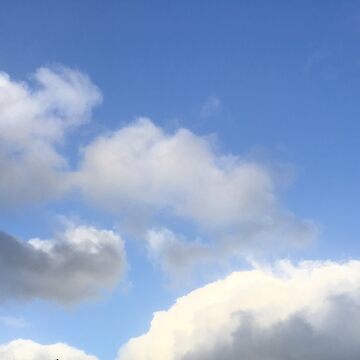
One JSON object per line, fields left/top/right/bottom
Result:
{"left": 0, "top": 339, "right": 98, "bottom": 360}
{"left": 117, "top": 260, "right": 360, "bottom": 360}
{"left": 0, "top": 66, "right": 101, "bottom": 206}
{"left": 0, "top": 223, "right": 126, "bottom": 303}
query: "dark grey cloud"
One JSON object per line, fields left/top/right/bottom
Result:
{"left": 0, "top": 225, "right": 126, "bottom": 304}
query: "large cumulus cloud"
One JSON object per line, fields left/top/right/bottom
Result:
{"left": 0, "top": 339, "right": 98, "bottom": 360}
{"left": 117, "top": 260, "right": 360, "bottom": 360}
{"left": 0, "top": 223, "right": 126, "bottom": 303}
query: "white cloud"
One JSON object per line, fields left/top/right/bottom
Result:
{"left": 0, "top": 222, "right": 126, "bottom": 304}
{"left": 200, "top": 95, "right": 221, "bottom": 118}
{"left": 0, "top": 66, "right": 101, "bottom": 206}
{"left": 76, "top": 118, "right": 315, "bottom": 275}
{"left": 117, "top": 260, "right": 360, "bottom": 360}
{"left": 75, "top": 118, "right": 294, "bottom": 229}
{"left": 0, "top": 339, "right": 98, "bottom": 360}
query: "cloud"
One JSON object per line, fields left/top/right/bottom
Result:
{"left": 0, "top": 222, "right": 126, "bottom": 304}
{"left": 0, "top": 339, "right": 98, "bottom": 360}
{"left": 145, "top": 220, "right": 315, "bottom": 279}
{"left": 0, "top": 66, "right": 316, "bottom": 278}
{"left": 0, "top": 316, "right": 28, "bottom": 328}
{"left": 200, "top": 95, "right": 221, "bottom": 118}
{"left": 117, "top": 260, "right": 360, "bottom": 360}
{"left": 76, "top": 118, "right": 315, "bottom": 275}
{"left": 75, "top": 118, "right": 302, "bottom": 230}
{"left": 145, "top": 228, "right": 212, "bottom": 278}
{"left": 0, "top": 66, "right": 101, "bottom": 206}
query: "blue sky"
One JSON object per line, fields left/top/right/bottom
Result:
{"left": 1, "top": 1, "right": 360, "bottom": 359}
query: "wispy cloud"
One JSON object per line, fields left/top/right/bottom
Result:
{"left": 200, "top": 95, "right": 221, "bottom": 118}
{"left": 0, "top": 316, "right": 28, "bottom": 328}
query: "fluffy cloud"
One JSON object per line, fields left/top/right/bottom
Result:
{"left": 0, "top": 223, "right": 126, "bottom": 303}
{"left": 0, "top": 339, "right": 97, "bottom": 360}
{"left": 0, "top": 66, "right": 101, "bottom": 206}
{"left": 117, "top": 260, "right": 360, "bottom": 360}
{"left": 76, "top": 118, "right": 315, "bottom": 274}
{"left": 76, "top": 118, "right": 274, "bottom": 229}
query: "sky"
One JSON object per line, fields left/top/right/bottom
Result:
{"left": 0, "top": 1, "right": 360, "bottom": 359}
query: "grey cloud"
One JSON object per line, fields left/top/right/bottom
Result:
{"left": 0, "top": 224, "right": 126, "bottom": 304}
{"left": 146, "top": 228, "right": 212, "bottom": 279}
{"left": 145, "top": 213, "right": 316, "bottom": 279}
